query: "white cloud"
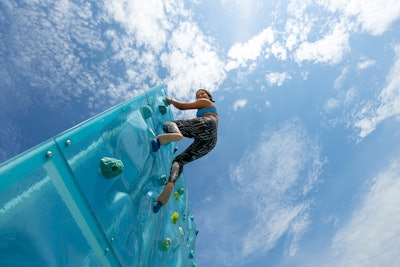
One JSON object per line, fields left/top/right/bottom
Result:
{"left": 104, "top": 0, "right": 174, "bottom": 52}
{"left": 294, "top": 21, "right": 350, "bottom": 64}
{"left": 270, "top": 41, "right": 288, "bottom": 61}
{"left": 354, "top": 45, "right": 400, "bottom": 138}
{"left": 266, "top": 72, "right": 291, "bottom": 87}
{"left": 232, "top": 99, "right": 247, "bottom": 111}
{"left": 357, "top": 58, "right": 377, "bottom": 70}
{"left": 329, "top": 162, "right": 400, "bottom": 266}
{"left": 160, "top": 21, "right": 226, "bottom": 99}
{"left": 333, "top": 67, "right": 349, "bottom": 90}
{"left": 228, "top": 119, "right": 323, "bottom": 262}
{"left": 319, "top": 0, "right": 400, "bottom": 36}
{"left": 226, "top": 27, "right": 275, "bottom": 71}
{"left": 104, "top": 0, "right": 226, "bottom": 101}
{"left": 324, "top": 98, "right": 340, "bottom": 112}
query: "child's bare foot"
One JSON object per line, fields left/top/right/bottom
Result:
{"left": 153, "top": 182, "right": 174, "bottom": 213}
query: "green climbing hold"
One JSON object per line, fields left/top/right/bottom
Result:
{"left": 100, "top": 157, "right": 124, "bottom": 179}
{"left": 170, "top": 212, "right": 179, "bottom": 224}
{"left": 141, "top": 105, "right": 153, "bottom": 119}
{"left": 161, "top": 238, "right": 171, "bottom": 251}
{"left": 179, "top": 227, "right": 184, "bottom": 236}
{"left": 174, "top": 192, "right": 179, "bottom": 200}
{"left": 178, "top": 187, "right": 185, "bottom": 195}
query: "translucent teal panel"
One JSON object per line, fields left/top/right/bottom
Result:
{"left": 0, "top": 141, "right": 119, "bottom": 266}
{"left": 0, "top": 85, "right": 197, "bottom": 267}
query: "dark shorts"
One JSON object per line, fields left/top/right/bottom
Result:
{"left": 163, "top": 116, "right": 218, "bottom": 165}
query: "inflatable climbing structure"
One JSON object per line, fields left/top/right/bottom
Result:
{"left": 0, "top": 85, "right": 197, "bottom": 267}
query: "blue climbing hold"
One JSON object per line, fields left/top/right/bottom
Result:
{"left": 151, "top": 138, "right": 161, "bottom": 152}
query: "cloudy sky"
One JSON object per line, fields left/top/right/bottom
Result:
{"left": 1, "top": 0, "right": 400, "bottom": 266}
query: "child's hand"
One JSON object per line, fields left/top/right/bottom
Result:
{"left": 165, "top": 98, "right": 173, "bottom": 105}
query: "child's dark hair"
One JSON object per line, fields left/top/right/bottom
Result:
{"left": 197, "top": 88, "right": 215, "bottom": 102}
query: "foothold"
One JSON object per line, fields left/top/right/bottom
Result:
{"left": 174, "top": 192, "right": 179, "bottom": 200}
{"left": 105, "top": 247, "right": 109, "bottom": 253}
{"left": 111, "top": 237, "right": 115, "bottom": 242}
{"left": 157, "top": 175, "right": 167, "bottom": 186}
{"left": 100, "top": 157, "right": 124, "bottom": 179}
{"left": 189, "top": 250, "right": 195, "bottom": 259}
{"left": 161, "top": 238, "right": 171, "bottom": 251}
{"left": 190, "top": 215, "right": 195, "bottom": 221}
{"left": 192, "top": 262, "right": 196, "bottom": 267}
{"left": 170, "top": 212, "right": 179, "bottom": 224}
{"left": 65, "top": 140, "right": 72, "bottom": 146}
{"left": 45, "top": 151, "right": 53, "bottom": 158}
{"left": 141, "top": 105, "right": 153, "bottom": 119}
{"left": 145, "top": 191, "right": 153, "bottom": 199}
{"left": 179, "top": 227, "right": 184, "bottom": 236}
{"left": 158, "top": 105, "right": 167, "bottom": 115}
{"left": 178, "top": 187, "right": 185, "bottom": 195}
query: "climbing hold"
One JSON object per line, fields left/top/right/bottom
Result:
{"left": 161, "top": 238, "right": 171, "bottom": 251}
{"left": 163, "top": 98, "right": 170, "bottom": 106}
{"left": 178, "top": 187, "right": 185, "bottom": 195}
{"left": 170, "top": 212, "right": 179, "bottom": 224}
{"left": 179, "top": 227, "right": 184, "bottom": 236}
{"left": 157, "top": 175, "right": 167, "bottom": 186}
{"left": 174, "top": 192, "right": 179, "bottom": 200}
{"left": 158, "top": 105, "right": 167, "bottom": 115}
{"left": 100, "top": 157, "right": 124, "bottom": 179}
{"left": 141, "top": 105, "right": 153, "bottom": 119}
{"left": 189, "top": 250, "right": 195, "bottom": 259}
{"left": 151, "top": 138, "right": 161, "bottom": 152}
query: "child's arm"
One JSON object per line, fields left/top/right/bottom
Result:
{"left": 166, "top": 98, "right": 213, "bottom": 110}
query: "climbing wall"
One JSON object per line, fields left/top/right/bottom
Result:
{"left": 0, "top": 85, "right": 197, "bottom": 267}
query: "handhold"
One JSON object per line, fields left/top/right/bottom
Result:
{"left": 141, "top": 105, "right": 153, "bottom": 119}
{"left": 170, "top": 212, "right": 179, "bottom": 224}
{"left": 163, "top": 98, "right": 170, "bottom": 106}
{"left": 178, "top": 187, "right": 185, "bottom": 195}
{"left": 174, "top": 192, "right": 179, "bottom": 200}
{"left": 158, "top": 105, "right": 167, "bottom": 115}
{"left": 100, "top": 157, "right": 124, "bottom": 178}
{"left": 161, "top": 238, "right": 171, "bottom": 251}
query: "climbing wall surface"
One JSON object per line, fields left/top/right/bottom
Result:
{"left": 0, "top": 85, "right": 197, "bottom": 267}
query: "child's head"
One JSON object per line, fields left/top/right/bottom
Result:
{"left": 196, "top": 89, "right": 215, "bottom": 102}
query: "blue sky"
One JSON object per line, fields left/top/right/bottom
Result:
{"left": 1, "top": 0, "right": 400, "bottom": 266}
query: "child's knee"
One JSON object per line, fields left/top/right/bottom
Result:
{"left": 163, "top": 121, "right": 180, "bottom": 133}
